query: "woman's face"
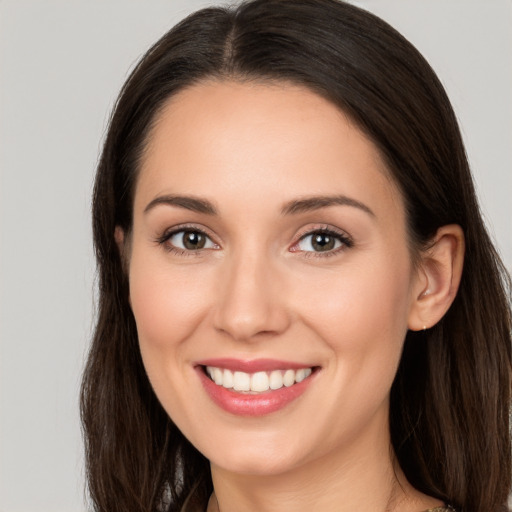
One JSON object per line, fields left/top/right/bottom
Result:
{"left": 126, "top": 81, "right": 422, "bottom": 476}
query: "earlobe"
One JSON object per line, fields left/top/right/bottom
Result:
{"left": 114, "top": 226, "right": 131, "bottom": 306}
{"left": 114, "top": 226, "right": 130, "bottom": 274}
{"left": 114, "top": 226, "right": 125, "bottom": 251}
{"left": 408, "top": 224, "right": 465, "bottom": 331}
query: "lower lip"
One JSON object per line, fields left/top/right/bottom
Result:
{"left": 197, "top": 367, "right": 315, "bottom": 416}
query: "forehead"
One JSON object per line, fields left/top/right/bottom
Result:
{"left": 135, "top": 80, "right": 403, "bottom": 219}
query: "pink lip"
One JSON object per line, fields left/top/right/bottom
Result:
{"left": 197, "top": 358, "right": 310, "bottom": 372}
{"left": 195, "top": 360, "right": 317, "bottom": 417}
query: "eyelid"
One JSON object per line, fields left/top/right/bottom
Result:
{"left": 290, "top": 224, "right": 353, "bottom": 255}
{"left": 155, "top": 223, "right": 220, "bottom": 253}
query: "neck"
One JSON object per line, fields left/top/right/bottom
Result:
{"left": 209, "top": 461, "right": 438, "bottom": 512}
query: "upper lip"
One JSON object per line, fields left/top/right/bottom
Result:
{"left": 196, "top": 358, "right": 316, "bottom": 373}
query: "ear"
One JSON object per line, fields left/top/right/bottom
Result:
{"left": 408, "top": 224, "right": 465, "bottom": 331}
{"left": 114, "top": 226, "right": 130, "bottom": 272}
{"left": 114, "top": 225, "right": 125, "bottom": 252}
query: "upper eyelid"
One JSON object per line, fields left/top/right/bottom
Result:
{"left": 294, "top": 224, "right": 352, "bottom": 242}
{"left": 156, "top": 226, "right": 219, "bottom": 255}
{"left": 290, "top": 225, "right": 353, "bottom": 253}
{"left": 160, "top": 223, "right": 217, "bottom": 241}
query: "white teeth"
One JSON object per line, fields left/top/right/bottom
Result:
{"left": 269, "top": 370, "right": 283, "bottom": 390}
{"left": 233, "top": 371, "right": 251, "bottom": 391}
{"left": 222, "top": 369, "right": 234, "bottom": 389}
{"left": 251, "top": 371, "right": 269, "bottom": 392}
{"left": 283, "top": 369, "right": 295, "bottom": 387}
{"left": 213, "top": 367, "right": 223, "bottom": 385}
{"left": 205, "top": 366, "right": 313, "bottom": 393}
{"left": 295, "top": 369, "right": 306, "bottom": 383}
{"left": 296, "top": 368, "right": 312, "bottom": 382}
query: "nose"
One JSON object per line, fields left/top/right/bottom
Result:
{"left": 212, "top": 251, "right": 291, "bottom": 342}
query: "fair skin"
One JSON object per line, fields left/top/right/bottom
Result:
{"left": 118, "top": 81, "right": 464, "bottom": 512}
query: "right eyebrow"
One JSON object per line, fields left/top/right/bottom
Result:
{"left": 143, "top": 194, "right": 218, "bottom": 215}
{"left": 281, "top": 194, "right": 375, "bottom": 218}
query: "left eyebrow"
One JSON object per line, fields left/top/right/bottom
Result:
{"left": 144, "top": 194, "right": 218, "bottom": 215}
{"left": 281, "top": 195, "right": 375, "bottom": 217}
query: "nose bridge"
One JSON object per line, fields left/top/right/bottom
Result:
{"left": 213, "top": 244, "right": 289, "bottom": 341}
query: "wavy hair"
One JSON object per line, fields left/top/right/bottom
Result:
{"left": 81, "top": 1, "right": 512, "bottom": 510}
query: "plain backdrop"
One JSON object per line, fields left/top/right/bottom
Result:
{"left": 1, "top": 1, "right": 511, "bottom": 511}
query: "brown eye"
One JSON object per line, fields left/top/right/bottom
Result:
{"left": 167, "top": 230, "right": 216, "bottom": 251}
{"left": 296, "top": 230, "right": 350, "bottom": 253}
{"left": 310, "top": 233, "right": 336, "bottom": 251}
{"left": 182, "top": 231, "right": 206, "bottom": 249}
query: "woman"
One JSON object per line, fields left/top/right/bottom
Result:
{"left": 80, "top": 1, "right": 512, "bottom": 511}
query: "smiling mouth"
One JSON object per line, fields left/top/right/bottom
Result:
{"left": 204, "top": 366, "right": 314, "bottom": 393}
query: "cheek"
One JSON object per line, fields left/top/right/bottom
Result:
{"left": 290, "top": 255, "right": 413, "bottom": 442}
{"left": 296, "top": 251, "right": 413, "bottom": 369}
{"left": 127, "top": 251, "right": 216, "bottom": 425}
{"left": 128, "top": 251, "right": 212, "bottom": 359}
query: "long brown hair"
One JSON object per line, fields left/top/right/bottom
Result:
{"left": 81, "top": 1, "right": 512, "bottom": 510}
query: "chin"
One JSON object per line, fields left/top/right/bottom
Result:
{"left": 212, "top": 451, "right": 300, "bottom": 477}
{"left": 202, "top": 428, "right": 314, "bottom": 477}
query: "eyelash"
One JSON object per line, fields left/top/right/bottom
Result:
{"left": 156, "top": 224, "right": 218, "bottom": 257}
{"left": 292, "top": 226, "right": 354, "bottom": 258}
{"left": 156, "top": 225, "right": 353, "bottom": 257}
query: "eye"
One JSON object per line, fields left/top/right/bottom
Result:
{"left": 293, "top": 229, "right": 353, "bottom": 254}
{"left": 164, "top": 229, "right": 217, "bottom": 251}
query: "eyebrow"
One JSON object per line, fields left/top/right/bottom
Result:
{"left": 143, "top": 193, "right": 375, "bottom": 218}
{"left": 144, "top": 195, "right": 217, "bottom": 215}
{"left": 281, "top": 195, "right": 375, "bottom": 217}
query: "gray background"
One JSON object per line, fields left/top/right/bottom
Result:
{"left": 1, "top": 1, "right": 510, "bottom": 511}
